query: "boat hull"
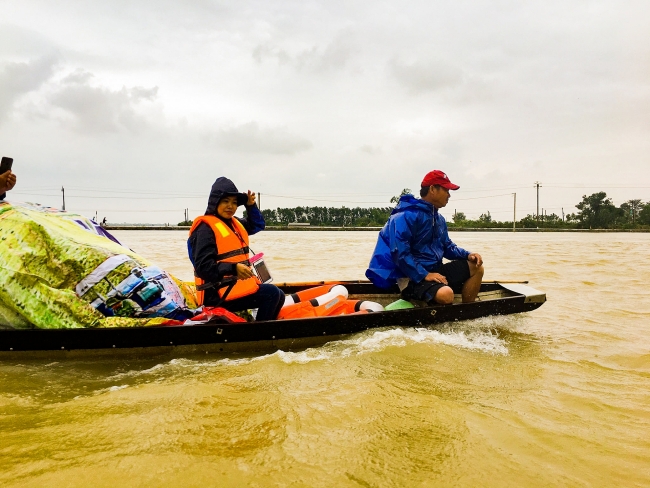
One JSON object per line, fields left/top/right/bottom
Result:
{"left": 0, "top": 282, "right": 545, "bottom": 358}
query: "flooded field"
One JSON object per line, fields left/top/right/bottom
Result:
{"left": 1, "top": 231, "right": 649, "bottom": 487}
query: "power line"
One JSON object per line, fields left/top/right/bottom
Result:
{"left": 257, "top": 194, "right": 392, "bottom": 204}
{"left": 10, "top": 192, "right": 205, "bottom": 200}
{"left": 11, "top": 182, "right": 650, "bottom": 199}
{"left": 452, "top": 193, "right": 516, "bottom": 201}
{"left": 543, "top": 185, "right": 650, "bottom": 189}
{"left": 61, "top": 208, "right": 196, "bottom": 213}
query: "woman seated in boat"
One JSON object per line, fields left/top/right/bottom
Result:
{"left": 187, "top": 177, "right": 284, "bottom": 321}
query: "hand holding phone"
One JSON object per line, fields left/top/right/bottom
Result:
{"left": 0, "top": 157, "right": 16, "bottom": 194}
{"left": 0, "top": 157, "right": 13, "bottom": 175}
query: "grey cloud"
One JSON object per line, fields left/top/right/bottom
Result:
{"left": 389, "top": 57, "right": 464, "bottom": 95}
{"left": 252, "top": 45, "right": 291, "bottom": 66}
{"left": 0, "top": 56, "right": 58, "bottom": 122}
{"left": 296, "top": 34, "right": 353, "bottom": 72}
{"left": 49, "top": 74, "right": 159, "bottom": 134}
{"left": 61, "top": 69, "right": 95, "bottom": 85}
{"left": 210, "top": 122, "right": 313, "bottom": 155}
{"left": 359, "top": 145, "right": 381, "bottom": 155}
{"left": 253, "top": 31, "right": 354, "bottom": 73}
{"left": 0, "top": 24, "right": 59, "bottom": 58}
{"left": 129, "top": 86, "right": 159, "bottom": 102}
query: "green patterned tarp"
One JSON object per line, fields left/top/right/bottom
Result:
{"left": 0, "top": 201, "right": 198, "bottom": 329}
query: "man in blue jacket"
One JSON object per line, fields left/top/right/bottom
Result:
{"left": 366, "top": 170, "right": 484, "bottom": 304}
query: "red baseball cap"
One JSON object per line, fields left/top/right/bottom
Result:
{"left": 421, "top": 170, "right": 460, "bottom": 190}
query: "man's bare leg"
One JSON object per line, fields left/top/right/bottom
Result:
{"left": 434, "top": 286, "right": 454, "bottom": 305}
{"left": 461, "top": 261, "right": 484, "bottom": 303}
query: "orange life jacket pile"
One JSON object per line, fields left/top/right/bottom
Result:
{"left": 278, "top": 284, "right": 383, "bottom": 320}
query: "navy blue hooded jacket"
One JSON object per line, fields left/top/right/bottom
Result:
{"left": 365, "top": 194, "right": 470, "bottom": 289}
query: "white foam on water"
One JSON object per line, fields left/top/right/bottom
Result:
{"left": 359, "top": 327, "right": 508, "bottom": 355}
{"left": 169, "top": 356, "right": 266, "bottom": 369}
{"left": 81, "top": 384, "right": 130, "bottom": 397}
{"left": 101, "top": 324, "right": 509, "bottom": 378}
{"left": 106, "top": 362, "right": 169, "bottom": 381}
{"left": 274, "top": 349, "right": 334, "bottom": 364}
{"left": 272, "top": 327, "right": 509, "bottom": 364}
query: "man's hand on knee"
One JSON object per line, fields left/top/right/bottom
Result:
{"left": 424, "top": 272, "right": 448, "bottom": 285}
{"left": 468, "top": 253, "right": 483, "bottom": 267}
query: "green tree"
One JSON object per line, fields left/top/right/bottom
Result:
{"left": 565, "top": 213, "right": 579, "bottom": 224}
{"left": 478, "top": 211, "right": 492, "bottom": 223}
{"left": 390, "top": 188, "right": 412, "bottom": 205}
{"left": 574, "top": 192, "right": 623, "bottom": 229}
{"left": 541, "top": 213, "right": 563, "bottom": 225}
{"left": 620, "top": 199, "right": 643, "bottom": 224}
{"left": 638, "top": 202, "right": 650, "bottom": 225}
{"left": 453, "top": 211, "right": 466, "bottom": 223}
{"left": 518, "top": 214, "right": 538, "bottom": 228}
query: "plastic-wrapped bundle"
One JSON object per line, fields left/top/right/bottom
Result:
{"left": 0, "top": 201, "right": 198, "bottom": 329}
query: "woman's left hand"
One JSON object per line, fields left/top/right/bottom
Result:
{"left": 247, "top": 190, "right": 256, "bottom": 206}
{"left": 235, "top": 263, "right": 254, "bottom": 280}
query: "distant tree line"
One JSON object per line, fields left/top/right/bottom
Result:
{"left": 448, "top": 192, "right": 650, "bottom": 229}
{"left": 259, "top": 206, "right": 393, "bottom": 227}
{"left": 193, "top": 191, "right": 650, "bottom": 230}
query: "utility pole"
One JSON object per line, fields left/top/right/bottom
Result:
{"left": 534, "top": 181, "right": 541, "bottom": 228}
{"left": 61, "top": 186, "right": 66, "bottom": 211}
{"left": 562, "top": 207, "right": 564, "bottom": 222}
{"left": 512, "top": 193, "right": 516, "bottom": 232}
{"left": 258, "top": 192, "right": 261, "bottom": 211}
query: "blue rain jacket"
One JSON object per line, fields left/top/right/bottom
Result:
{"left": 365, "top": 194, "right": 470, "bottom": 289}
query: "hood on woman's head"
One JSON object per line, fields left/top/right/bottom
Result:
{"left": 205, "top": 177, "right": 248, "bottom": 215}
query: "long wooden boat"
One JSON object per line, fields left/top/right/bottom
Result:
{"left": 0, "top": 281, "right": 545, "bottom": 358}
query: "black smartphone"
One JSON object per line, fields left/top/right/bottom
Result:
{"left": 0, "top": 157, "right": 13, "bottom": 174}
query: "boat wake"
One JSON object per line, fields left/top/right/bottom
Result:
{"left": 103, "top": 317, "right": 515, "bottom": 381}
{"left": 274, "top": 324, "right": 509, "bottom": 364}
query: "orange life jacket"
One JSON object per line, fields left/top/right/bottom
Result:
{"left": 282, "top": 284, "right": 347, "bottom": 308}
{"left": 189, "top": 215, "right": 260, "bottom": 305}
{"left": 278, "top": 295, "right": 369, "bottom": 320}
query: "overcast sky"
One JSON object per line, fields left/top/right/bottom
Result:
{"left": 1, "top": 0, "right": 648, "bottom": 223}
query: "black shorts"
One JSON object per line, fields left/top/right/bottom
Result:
{"left": 401, "top": 260, "right": 470, "bottom": 304}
